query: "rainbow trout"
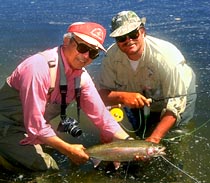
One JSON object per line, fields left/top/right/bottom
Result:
{"left": 85, "top": 140, "right": 165, "bottom": 169}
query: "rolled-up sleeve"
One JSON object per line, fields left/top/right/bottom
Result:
{"left": 160, "top": 62, "right": 188, "bottom": 123}
{"left": 9, "top": 54, "right": 56, "bottom": 145}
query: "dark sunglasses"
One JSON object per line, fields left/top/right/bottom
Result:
{"left": 115, "top": 28, "right": 140, "bottom": 43}
{"left": 72, "top": 37, "right": 99, "bottom": 59}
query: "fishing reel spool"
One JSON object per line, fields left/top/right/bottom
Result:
{"left": 110, "top": 107, "right": 124, "bottom": 122}
{"left": 107, "top": 104, "right": 124, "bottom": 122}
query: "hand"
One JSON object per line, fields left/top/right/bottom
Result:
{"left": 134, "top": 154, "right": 151, "bottom": 162}
{"left": 120, "top": 92, "right": 151, "bottom": 108}
{"left": 67, "top": 144, "right": 89, "bottom": 165}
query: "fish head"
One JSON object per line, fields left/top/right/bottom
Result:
{"left": 146, "top": 145, "right": 166, "bottom": 157}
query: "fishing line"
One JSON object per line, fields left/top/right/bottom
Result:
{"left": 108, "top": 106, "right": 149, "bottom": 137}
{"left": 119, "top": 123, "right": 140, "bottom": 133}
{"left": 160, "top": 155, "right": 200, "bottom": 183}
{"left": 124, "top": 161, "right": 130, "bottom": 181}
{"left": 162, "top": 118, "right": 210, "bottom": 142}
{"left": 108, "top": 90, "right": 209, "bottom": 137}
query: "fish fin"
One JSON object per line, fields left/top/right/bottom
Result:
{"left": 90, "top": 158, "right": 101, "bottom": 168}
{"left": 113, "top": 161, "right": 121, "bottom": 170}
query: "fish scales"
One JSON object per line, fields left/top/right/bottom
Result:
{"left": 85, "top": 140, "right": 165, "bottom": 162}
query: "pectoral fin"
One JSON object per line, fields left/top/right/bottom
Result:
{"left": 113, "top": 161, "right": 121, "bottom": 170}
{"left": 90, "top": 158, "right": 101, "bottom": 168}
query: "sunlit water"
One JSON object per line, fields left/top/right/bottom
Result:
{"left": 0, "top": 0, "right": 210, "bottom": 182}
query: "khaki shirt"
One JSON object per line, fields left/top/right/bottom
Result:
{"left": 98, "top": 35, "right": 196, "bottom": 123}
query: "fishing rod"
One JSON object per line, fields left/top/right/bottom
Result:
{"left": 107, "top": 91, "right": 209, "bottom": 108}
{"left": 151, "top": 90, "right": 209, "bottom": 102}
{"left": 108, "top": 90, "right": 210, "bottom": 137}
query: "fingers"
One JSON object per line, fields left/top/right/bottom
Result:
{"left": 135, "top": 95, "right": 144, "bottom": 107}
{"left": 134, "top": 155, "right": 151, "bottom": 162}
{"left": 133, "top": 94, "right": 151, "bottom": 108}
{"left": 68, "top": 145, "right": 89, "bottom": 165}
{"left": 122, "top": 92, "right": 152, "bottom": 108}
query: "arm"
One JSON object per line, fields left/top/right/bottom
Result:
{"left": 146, "top": 111, "right": 176, "bottom": 143}
{"left": 99, "top": 89, "right": 151, "bottom": 108}
{"left": 38, "top": 136, "right": 89, "bottom": 165}
{"left": 13, "top": 54, "right": 89, "bottom": 165}
{"left": 80, "top": 72, "right": 130, "bottom": 142}
{"left": 145, "top": 53, "right": 189, "bottom": 143}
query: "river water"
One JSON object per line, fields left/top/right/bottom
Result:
{"left": 0, "top": 0, "right": 210, "bottom": 182}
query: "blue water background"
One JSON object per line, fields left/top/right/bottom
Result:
{"left": 0, "top": 0, "right": 210, "bottom": 182}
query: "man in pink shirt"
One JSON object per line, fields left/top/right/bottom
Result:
{"left": 0, "top": 22, "right": 130, "bottom": 171}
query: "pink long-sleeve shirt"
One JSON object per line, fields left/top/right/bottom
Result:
{"left": 7, "top": 47, "right": 123, "bottom": 145}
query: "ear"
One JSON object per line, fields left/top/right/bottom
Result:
{"left": 63, "top": 37, "right": 70, "bottom": 47}
{"left": 140, "top": 27, "right": 146, "bottom": 37}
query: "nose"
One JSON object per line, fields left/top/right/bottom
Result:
{"left": 124, "top": 36, "right": 134, "bottom": 42}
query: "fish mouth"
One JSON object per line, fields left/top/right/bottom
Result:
{"left": 158, "top": 146, "right": 166, "bottom": 156}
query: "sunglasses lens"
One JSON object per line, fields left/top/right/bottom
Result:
{"left": 89, "top": 50, "right": 99, "bottom": 59}
{"left": 77, "top": 43, "right": 89, "bottom": 53}
{"left": 115, "top": 28, "right": 140, "bottom": 42}
{"left": 77, "top": 43, "right": 99, "bottom": 59}
{"left": 115, "top": 35, "right": 127, "bottom": 43}
{"left": 129, "top": 29, "right": 139, "bottom": 39}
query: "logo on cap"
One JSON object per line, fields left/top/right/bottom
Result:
{"left": 90, "top": 28, "right": 104, "bottom": 42}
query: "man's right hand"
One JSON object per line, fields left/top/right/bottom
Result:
{"left": 120, "top": 92, "right": 151, "bottom": 108}
{"left": 99, "top": 89, "right": 151, "bottom": 108}
{"left": 39, "top": 136, "right": 89, "bottom": 165}
{"left": 67, "top": 144, "right": 89, "bottom": 165}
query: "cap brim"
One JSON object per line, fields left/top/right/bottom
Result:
{"left": 73, "top": 32, "right": 106, "bottom": 52}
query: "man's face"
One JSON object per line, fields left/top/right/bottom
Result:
{"left": 64, "top": 36, "right": 99, "bottom": 70}
{"left": 116, "top": 28, "right": 145, "bottom": 58}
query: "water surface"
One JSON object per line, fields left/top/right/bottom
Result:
{"left": 0, "top": 0, "right": 210, "bottom": 182}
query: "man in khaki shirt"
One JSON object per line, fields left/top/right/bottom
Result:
{"left": 98, "top": 10, "right": 196, "bottom": 144}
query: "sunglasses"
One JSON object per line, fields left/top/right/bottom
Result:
{"left": 115, "top": 28, "right": 140, "bottom": 43}
{"left": 72, "top": 37, "right": 99, "bottom": 59}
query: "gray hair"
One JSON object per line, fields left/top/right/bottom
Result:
{"left": 63, "top": 32, "right": 73, "bottom": 40}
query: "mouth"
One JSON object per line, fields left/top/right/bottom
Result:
{"left": 158, "top": 146, "right": 166, "bottom": 155}
{"left": 124, "top": 42, "right": 135, "bottom": 47}
{"left": 76, "top": 58, "right": 88, "bottom": 65}
{"left": 77, "top": 59, "right": 86, "bottom": 63}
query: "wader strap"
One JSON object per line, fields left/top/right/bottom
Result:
{"left": 75, "top": 77, "right": 81, "bottom": 122}
{"left": 57, "top": 46, "right": 68, "bottom": 120}
{"left": 38, "top": 51, "right": 58, "bottom": 95}
{"left": 40, "top": 46, "right": 81, "bottom": 122}
{"left": 58, "top": 47, "right": 81, "bottom": 122}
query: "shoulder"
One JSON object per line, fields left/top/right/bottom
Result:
{"left": 103, "top": 43, "right": 127, "bottom": 64}
{"left": 79, "top": 68, "right": 95, "bottom": 88}
{"left": 106, "top": 43, "right": 119, "bottom": 53}
{"left": 145, "top": 36, "right": 185, "bottom": 65}
{"left": 146, "top": 36, "right": 180, "bottom": 51}
{"left": 17, "top": 49, "right": 58, "bottom": 82}
{"left": 39, "top": 47, "right": 59, "bottom": 63}
{"left": 106, "top": 43, "right": 124, "bottom": 57}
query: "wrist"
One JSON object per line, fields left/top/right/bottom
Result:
{"left": 117, "top": 91, "right": 126, "bottom": 104}
{"left": 146, "top": 136, "right": 161, "bottom": 144}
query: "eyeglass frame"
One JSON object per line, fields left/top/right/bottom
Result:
{"left": 115, "top": 27, "right": 140, "bottom": 43}
{"left": 72, "top": 37, "right": 99, "bottom": 59}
